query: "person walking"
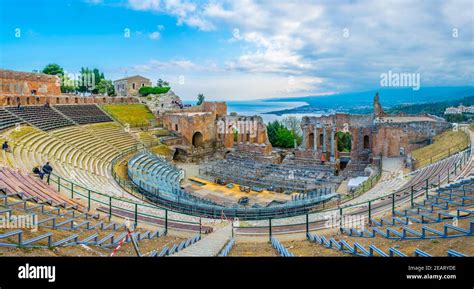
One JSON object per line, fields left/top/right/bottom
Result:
{"left": 42, "top": 162, "right": 53, "bottom": 183}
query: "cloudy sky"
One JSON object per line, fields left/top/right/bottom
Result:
{"left": 0, "top": 0, "right": 472, "bottom": 100}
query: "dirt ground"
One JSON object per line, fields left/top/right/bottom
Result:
{"left": 282, "top": 240, "right": 347, "bottom": 257}
{"left": 227, "top": 241, "right": 279, "bottom": 257}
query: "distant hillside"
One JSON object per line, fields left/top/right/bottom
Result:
{"left": 263, "top": 86, "right": 474, "bottom": 115}
{"left": 386, "top": 95, "right": 474, "bottom": 116}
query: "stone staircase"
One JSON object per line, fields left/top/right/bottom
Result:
{"left": 172, "top": 223, "right": 233, "bottom": 256}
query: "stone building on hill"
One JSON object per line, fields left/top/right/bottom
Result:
{"left": 113, "top": 75, "right": 152, "bottom": 96}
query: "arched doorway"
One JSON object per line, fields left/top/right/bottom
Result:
{"left": 192, "top": 132, "right": 204, "bottom": 148}
{"left": 363, "top": 135, "right": 370, "bottom": 149}
{"left": 6, "top": 97, "right": 10, "bottom": 105}
{"left": 308, "top": 133, "right": 314, "bottom": 149}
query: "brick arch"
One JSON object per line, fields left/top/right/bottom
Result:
{"left": 192, "top": 131, "right": 204, "bottom": 148}
{"left": 363, "top": 135, "right": 370, "bottom": 149}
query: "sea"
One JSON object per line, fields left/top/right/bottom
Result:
{"left": 182, "top": 86, "right": 474, "bottom": 124}
{"left": 183, "top": 100, "right": 317, "bottom": 123}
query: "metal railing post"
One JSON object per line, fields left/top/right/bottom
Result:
{"left": 392, "top": 193, "right": 395, "bottom": 214}
{"left": 134, "top": 203, "right": 138, "bottom": 228}
{"left": 165, "top": 209, "right": 168, "bottom": 235}
{"left": 339, "top": 207, "right": 343, "bottom": 230}
{"left": 425, "top": 179, "right": 429, "bottom": 198}
{"left": 71, "top": 183, "right": 74, "bottom": 199}
{"left": 199, "top": 217, "right": 202, "bottom": 237}
{"left": 57, "top": 177, "right": 60, "bottom": 192}
{"left": 305, "top": 213, "right": 309, "bottom": 235}
{"left": 368, "top": 201, "right": 372, "bottom": 224}
{"left": 87, "top": 190, "right": 91, "bottom": 211}
{"left": 410, "top": 186, "right": 414, "bottom": 208}
{"left": 108, "top": 196, "right": 112, "bottom": 221}
{"left": 269, "top": 218, "right": 272, "bottom": 241}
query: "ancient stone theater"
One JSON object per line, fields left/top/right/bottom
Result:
{"left": 298, "top": 93, "right": 451, "bottom": 165}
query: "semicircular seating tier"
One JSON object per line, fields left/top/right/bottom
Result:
{"left": 128, "top": 151, "right": 213, "bottom": 206}
{"left": 1, "top": 122, "right": 141, "bottom": 200}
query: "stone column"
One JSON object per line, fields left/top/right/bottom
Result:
{"left": 330, "top": 126, "right": 335, "bottom": 162}
{"left": 313, "top": 127, "right": 317, "bottom": 151}
{"left": 322, "top": 126, "right": 327, "bottom": 152}
{"left": 301, "top": 126, "right": 308, "bottom": 150}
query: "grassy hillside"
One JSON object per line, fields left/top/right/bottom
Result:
{"left": 102, "top": 104, "right": 155, "bottom": 127}
{"left": 387, "top": 95, "right": 474, "bottom": 117}
{"left": 412, "top": 130, "right": 468, "bottom": 169}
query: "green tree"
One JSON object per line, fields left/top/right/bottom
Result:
{"left": 60, "top": 73, "right": 76, "bottom": 93}
{"left": 197, "top": 93, "right": 205, "bottom": 105}
{"left": 97, "top": 79, "right": 115, "bottom": 96}
{"left": 42, "top": 64, "right": 77, "bottom": 93}
{"left": 42, "top": 63, "right": 64, "bottom": 76}
{"left": 267, "top": 120, "right": 284, "bottom": 146}
{"left": 275, "top": 127, "right": 296, "bottom": 148}
{"left": 336, "top": 131, "right": 352, "bottom": 152}
{"left": 156, "top": 78, "right": 170, "bottom": 88}
{"left": 266, "top": 120, "right": 298, "bottom": 148}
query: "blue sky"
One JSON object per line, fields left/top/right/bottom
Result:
{"left": 0, "top": 0, "right": 473, "bottom": 100}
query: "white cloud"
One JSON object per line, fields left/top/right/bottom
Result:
{"left": 125, "top": 0, "right": 474, "bottom": 98}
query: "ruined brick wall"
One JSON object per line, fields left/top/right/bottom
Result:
{"left": 372, "top": 120, "right": 451, "bottom": 157}
{"left": 161, "top": 102, "right": 272, "bottom": 154}
{"left": 217, "top": 115, "right": 272, "bottom": 153}
{"left": 300, "top": 113, "right": 374, "bottom": 161}
{"left": 0, "top": 69, "right": 61, "bottom": 96}
{"left": 202, "top": 102, "right": 227, "bottom": 117}
{"left": 162, "top": 112, "right": 217, "bottom": 148}
{"left": 0, "top": 95, "right": 137, "bottom": 106}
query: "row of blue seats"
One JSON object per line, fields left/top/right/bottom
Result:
{"left": 0, "top": 228, "right": 164, "bottom": 249}
{"left": 149, "top": 235, "right": 201, "bottom": 257}
{"left": 306, "top": 232, "right": 467, "bottom": 257}
{"left": 341, "top": 219, "right": 473, "bottom": 240}
{"left": 270, "top": 237, "right": 294, "bottom": 257}
{"left": 371, "top": 207, "right": 474, "bottom": 227}
{"left": 218, "top": 239, "right": 235, "bottom": 257}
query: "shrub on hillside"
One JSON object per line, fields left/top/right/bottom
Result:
{"left": 139, "top": 86, "right": 170, "bottom": 96}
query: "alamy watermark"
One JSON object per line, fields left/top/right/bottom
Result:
{"left": 380, "top": 70, "right": 420, "bottom": 91}
{"left": 216, "top": 119, "right": 259, "bottom": 137}
{"left": 0, "top": 212, "right": 38, "bottom": 232}
{"left": 314, "top": 212, "right": 366, "bottom": 231}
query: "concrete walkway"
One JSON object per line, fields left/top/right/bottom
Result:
{"left": 172, "top": 223, "right": 233, "bottom": 256}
